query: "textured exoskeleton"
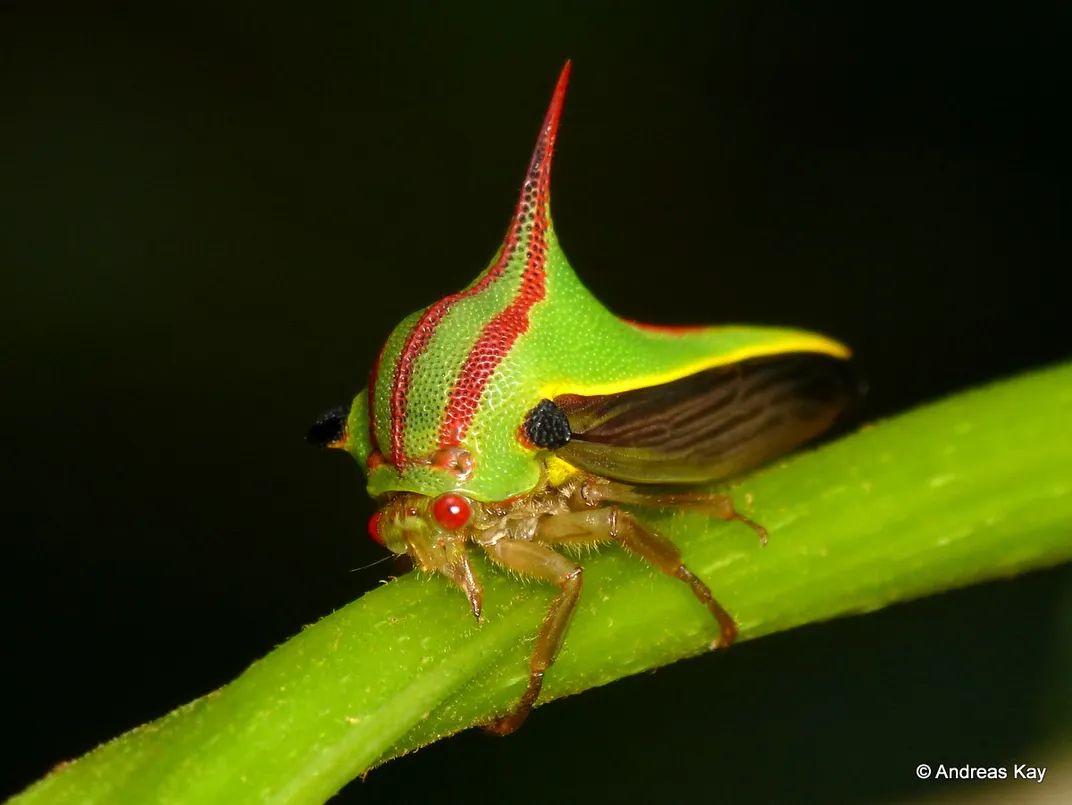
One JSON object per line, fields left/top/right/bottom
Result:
{"left": 309, "top": 62, "right": 858, "bottom": 734}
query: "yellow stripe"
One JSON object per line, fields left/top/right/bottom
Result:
{"left": 545, "top": 455, "right": 582, "bottom": 486}
{"left": 541, "top": 332, "right": 850, "bottom": 400}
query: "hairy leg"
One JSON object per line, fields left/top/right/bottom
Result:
{"left": 481, "top": 539, "right": 583, "bottom": 735}
{"left": 537, "top": 506, "right": 738, "bottom": 647}
{"left": 577, "top": 477, "right": 768, "bottom": 545}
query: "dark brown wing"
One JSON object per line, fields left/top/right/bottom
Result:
{"left": 552, "top": 352, "right": 860, "bottom": 485}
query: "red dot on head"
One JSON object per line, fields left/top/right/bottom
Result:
{"left": 432, "top": 493, "right": 471, "bottom": 531}
{"left": 368, "top": 511, "right": 386, "bottom": 546}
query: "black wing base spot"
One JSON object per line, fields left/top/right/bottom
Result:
{"left": 307, "top": 405, "right": 350, "bottom": 447}
{"left": 523, "top": 399, "right": 572, "bottom": 449}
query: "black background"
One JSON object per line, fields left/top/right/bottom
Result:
{"left": 2, "top": 3, "right": 1070, "bottom": 803}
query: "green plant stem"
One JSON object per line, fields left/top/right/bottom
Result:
{"left": 12, "top": 362, "right": 1072, "bottom": 805}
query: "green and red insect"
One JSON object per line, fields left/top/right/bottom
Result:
{"left": 309, "top": 62, "right": 857, "bottom": 734}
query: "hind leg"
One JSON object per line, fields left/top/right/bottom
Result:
{"left": 575, "top": 477, "right": 768, "bottom": 545}
{"left": 536, "top": 506, "right": 738, "bottom": 648}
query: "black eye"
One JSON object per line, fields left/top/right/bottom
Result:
{"left": 307, "top": 405, "right": 349, "bottom": 447}
{"left": 523, "top": 398, "right": 571, "bottom": 449}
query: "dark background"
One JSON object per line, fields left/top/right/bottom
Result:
{"left": 2, "top": 2, "right": 1070, "bottom": 803}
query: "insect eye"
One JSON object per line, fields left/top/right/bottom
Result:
{"left": 367, "top": 511, "right": 386, "bottom": 546}
{"left": 431, "top": 493, "right": 471, "bottom": 531}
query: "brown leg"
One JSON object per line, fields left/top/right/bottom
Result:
{"left": 578, "top": 478, "right": 768, "bottom": 545}
{"left": 408, "top": 531, "right": 484, "bottom": 621}
{"left": 537, "top": 507, "right": 738, "bottom": 648}
{"left": 443, "top": 539, "right": 484, "bottom": 622}
{"left": 481, "top": 539, "right": 583, "bottom": 735}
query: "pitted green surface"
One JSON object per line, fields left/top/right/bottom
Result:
{"left": 371, "top": 309, "right": 420, "bottom": 459}
{"left": 358, "top": 227, "right": 845, "bottom": 502}
{"left": 351, "top": 75, "right": 847, "bottom": 503}
{"left": 345, "top": 389, "right": 372, "bottom": 468}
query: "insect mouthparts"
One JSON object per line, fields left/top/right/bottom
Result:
{"left": 310, "top": 61, "right": 859, "bottom": 736}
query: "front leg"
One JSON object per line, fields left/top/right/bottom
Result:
{"left": 536, "top": 506, "right": 738, "bottom": 648}
{"left": 481, "top": 539, "right": 583, "bottom": 736}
